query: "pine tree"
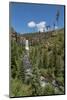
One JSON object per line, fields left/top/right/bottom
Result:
{"left": 52, "top": 43, "right": 58, "bottom": 78}
{"left": 42, "top": 49, "right": 48, "bottom": 68}
{"left": 30, "top": 62, "right": 42, "bottom": 96}
{"left": 20, "top": 61, "right": 25, "bottom": 82}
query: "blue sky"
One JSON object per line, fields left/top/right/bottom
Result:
{"left": 10, "top": 2, "right": 65, "bottom": 33}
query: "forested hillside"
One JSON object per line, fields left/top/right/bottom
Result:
{"left": 10, "top": 28, "right": 65, "bottom": 97}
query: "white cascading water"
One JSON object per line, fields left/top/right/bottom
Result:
{"left": 25, "top": 40, "right": 29, "bottom": 51}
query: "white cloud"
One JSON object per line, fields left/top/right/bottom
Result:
{"left": 27, "top": 21, "right": 46, "bottom": 32}
{"left": 36, "top": 21, "right": 46, "bottom": 32}
{"left": 27, "top": 21, "right": 36, "bottom": 28}
{"left": 55, "top": 26, "right": 58, "bottom": 30}
{"left": 37, "top": 21, "right": 46, "bottom": 28}
{"left": 38, "top": 28, "right": 44, "bottom": 32}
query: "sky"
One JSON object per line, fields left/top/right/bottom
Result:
{"left": 10, "top": 2, "right": 65, "bottom": 34}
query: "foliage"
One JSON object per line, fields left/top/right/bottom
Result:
{"left": 11, "top": 40, "right": 24, "bottom": 79}
{"left": 10, "top": 78, "right": 32, "bottom": 97}
{"left": 42, "top": 83, "right": 55, "bottom": 95}
{"left": 30, "top": 65, "right": 41, "bottom": 96}
{"left": 11, "top": 28, "right": 64, "bottom": 96}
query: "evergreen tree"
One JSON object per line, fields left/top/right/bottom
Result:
{"left": 52, "top": 43, "right": 57, "bottom": 74}
{"left": 30, "top": 62, "right": 42, "bottom": 96}
{"left": 20, "top": 61, "right": 25, "bottom": 82}
{"left": 42, "top": 49, "right": 48, "bottom": 68}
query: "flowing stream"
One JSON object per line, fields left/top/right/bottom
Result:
{"left": 23, "top": 39, "right": 32, "bottom": 81}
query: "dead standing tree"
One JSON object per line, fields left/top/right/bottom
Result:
{"left": 56, "top": 10, "right": 60, "bottom": 27}
{"left": 55, "top": 10, "right": 60, "bottom": 34}
{"left": 53, "top": 9, "right": 60, "bottom": 34}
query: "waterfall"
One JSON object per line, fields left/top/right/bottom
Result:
{"left": 25, "top": 40, "right": 29, "bottom": 50}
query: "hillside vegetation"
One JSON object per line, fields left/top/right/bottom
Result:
{"left": 10, "top": 28, "right": 65, "bottom": 97}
